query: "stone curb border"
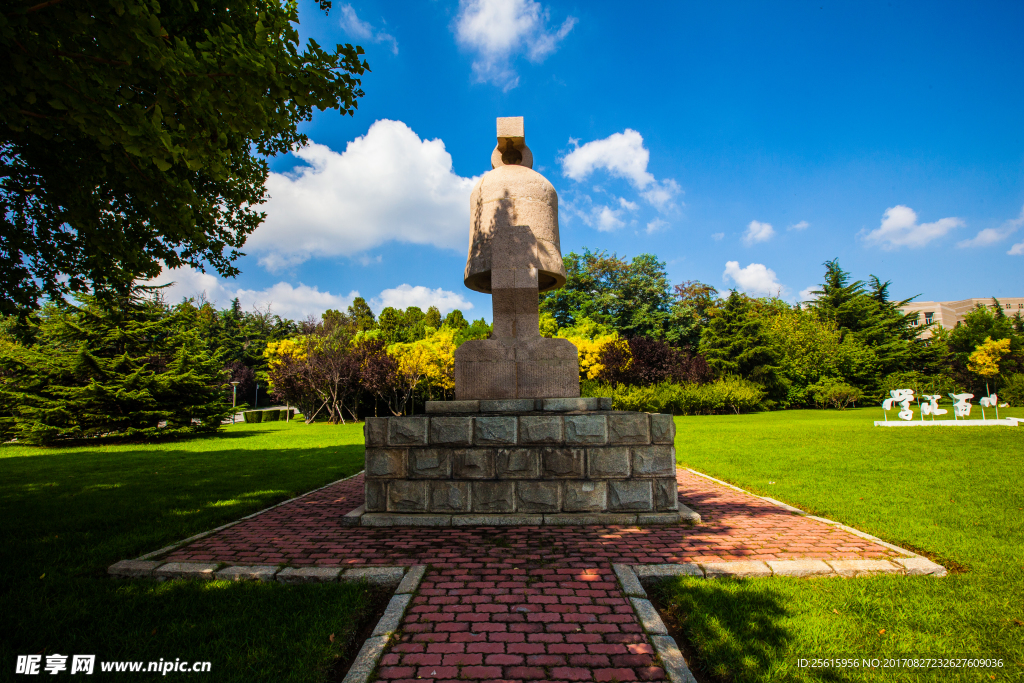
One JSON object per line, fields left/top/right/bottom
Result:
{"left": 132, "top": 470, "right": 365, "bottom": 562}
{"left": 684, "top": 468, "right": 948, "bottom": 570}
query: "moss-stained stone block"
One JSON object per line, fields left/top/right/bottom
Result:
{"left": 564, "top": 481, "right": 607, "bottom": 511}
{"left": 653, "top": 477, "right": 679, "bottom": 511}
{"left": 408, "top": 449, "right": 452, "bottom": 478}
{"left": 388, "top": 417, "right": 429, "bottom": 446}
{"left": 365, "top": 480, "right": 387, "bottom": 511}
{"left": 365, "top": 448, "right": 406, "bottom": 478}
{"left": 496, "top": 448, "right": 541, "bottom": 478}
{"left": 364, "top": 417, "right": 388, "bottom": 447}
{"left": 516, "top": 481, "right": 561, "bottom": 512}
{"left": 564, "top": 415, "right": 607, "bottom": 445}
{"left": 472, "top": 481, "right": 515, "bottom": 512}
{"left": 588, "top": 447, "right": 631, "bottom": 478}
{"left": 454, "top": 449, "right": 496, "bottom": 478}
{"left": 430, "top": 417, "right": 473, "bottom": 446}
{"left": 632, "top": 445, "right": 675, "bottom": 477}
{"left": 519, "top": 416, "right": 563, "bottom": 444}
{"left": 606, "top": 413, "right": 650, "bottom": 445}
{"left": 429, "top": 481, "right": 471, "bottom": 512}
{"left": 387, "top": 480, "right": 427, "bottom": 512}
{"left": 474, "top": 416, "right": 518, "bottom": 445}
{"left": 608, "top": 480, "right": 653, "bottom": 511}
{"left": 649, "top": 413, "right": 675, "bottom": 444}
{"left": 541, "top": 448, "right": 585, "bottom": 478}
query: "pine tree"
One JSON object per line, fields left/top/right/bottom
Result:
{"left": 700, "top": 291, "right": 784, "bottom": 400}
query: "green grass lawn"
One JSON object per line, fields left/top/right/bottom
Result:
{"left": 0, "top": 421, "right": 377, "bottom": 682}
{"left": 665, "top": 406, "right": 1024, "bottom": 683}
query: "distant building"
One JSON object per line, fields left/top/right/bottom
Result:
{"left": 899, "top": 297, "right": 1024, "bottom": 336}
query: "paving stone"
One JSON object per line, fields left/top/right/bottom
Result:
{"left": 471, "top": 481, "right": 515, "bottom": 512}
{"left": 827, "top": 559, "right": 901, "bottom": 577}
{"left": 408, "top": 449, "right": 452, "bottom": 478}
{"left": 541, "top": 397, "right": 598, "bottom": 412}
{"left": 365, "top": 448, "right": 406, "bottom": 478}
{"left": 634, "top": 563, "right": 703, "bottom": 579}
{"left": 701, "top": 561, "right": 772, "bottom": 578}
{"left": 474, "top": 416, "right": 518, "bottom": 445}
{"left": 108, "top": 560, "right": 163, "bottom": 578}
{"left": 563, "top": 480, "right": 607, "bottom": 511}
{"left": 153, "top": 562, "right": 218, "bottom": 580}
{"left": 541, "top": 447, "right": 585, "bottom": 477}
{"left": 608, "top": 480, "right": 653, "bottom": 511}
{"left": 495, "top": 448, "right": 540, "bottom": 478}
{"left": 425, "top": 400, "right": 480, "bottom": 413}
{"left": 653, "top": 478, "right": 679, "bottom": 511}
{"left": 766, "top": 559, "right": 834, "bottom": 577}
{"left": 565, "top": 415, "right": 608, "bottom": 445}
{"left": 364, "top": 417, "right": 388, "bottom": 446}
{"left": 387, "top": 417, "right": 429, "bottom": 446}
{"left": 344, "top": 566, "right": 406, "bottom": 586}
{"left": 451, "top": 513, "right": 543, "bottom": 526}
{"left": 612, "top": 563, "right": 647, "bottom": 598}
{"left": 649, "top": 414, "right": 675, "bottom": 445}
{"left": 428, "top": 481, "right": 471, "bottom": 513}
{"left": 364, "top": 480, "right": 386, "bottom": 511}
{"left": 632, "top": 445, "right": 675, "bottom": 477}
{"left": 454, "top": 449, "right": 496, "bottom": 478}
{"left": 588, "top": 446, "right": 631, "bottom": 478}
{"left": 519, "top": 415, "right": 563, "bottom": 443}
{"left": 629, "top": 598, "right": 668, "bottom": 635}
{"left": 480, "top": 399, "right": 536, "bottom": 412}
{"left": 387, "top": 480, "right": 427, "bottom": 512}
{"left": 516, "top": 481, "right": 561, "bottom": 512}
{"left": 277, "top": 567, "right": 342, "bottom": 583}
{"left": 215, "top": 565, "right": 279, "bottom": 581}
{"left": 649, "top": 635, "right": 698, "bottom": 683}
{"left": 429, "top": 417, "right": 473, "bottom": 446}
{"left": 395, "top": 564, "right": 428, "bottom": 594}
{"left": 607, "top": 413, "right": 651, "bottom": 445}
{"left": 894, "top": 557, "right": 948, "bottom": 577}
{"left": 372, "top": 593, "right": 413, "bottom": 635}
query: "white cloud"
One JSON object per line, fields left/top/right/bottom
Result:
{"left": 722, "top": 261, "right": 786, "bottom": 297}
{"left": 788, "top": 220, "right": 810, "bottom": 231}
{"left": 646, "top": 218, "right": 668, "bottom": 234}
{"left": 339, "top": 4, "right": 398, "bottom": 55}
{"left": 862, "top": 205, "right": 963, "bottom": 249}
{"left": 1010, "top": 241, "right": 1024, "bottom": 256}
{"left": 799, "top": 286, "right": 820, "bottom": 301}
{"left": 148, "top": 266, "right": 358, "bottom": 320}
{"left": 711, "top": 232, "right": 724, "bottom": 241}
{"left": 743, "top": 220, "right": 775, "bottom": 246}
{"left": 454, "top": 0, "right": 577, "bottom": 91}
{"left": 560, "top": 129, "right": 681, "bottom": 210}
{"left": 960, "top": 204, "right": 1024, "bottom": 249}
{"left": 594, "top": 206, "right": 625, "bottom": 232}
{"left": 618, "top": 197, "right": 638, "bottom": 211}
{"left": 252, "top": 120, "right": 477, "bottom": 270}
{"left": 371, "top": 285, "right": 473, "bottom": 314}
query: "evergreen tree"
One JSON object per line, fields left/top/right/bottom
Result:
{"left": 443, "top": 309, "right": 469, "bottom": 330}
{"left": 377, "top": 307, "right": 403, "bottom": 345}
{"left": 347, "top": 297, "right": 376, "bottom": 331}
{"left": 700, "top": 291, "right": 784, "bottom": 400}
{"left": 424, "top": 306, "right": 443, "bottom": 330}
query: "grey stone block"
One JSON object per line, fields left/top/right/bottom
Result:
{"left": 650, "top": 635, "right": 699, "bottom": 683}
{"left": 428, "top": 481, "right": 471, "bottom": 512}
{"left": 650, "top": 413, "right": 675, "bottom": 444}
{"left": 826, "top": 559, "right": 901, "bottom": 577}
{"left": 359, "top": 513, "right": 452, "bottom": 527}
{"left": 608, "top": 480, "right": 653, "bottom": 511}
{"left": 588, "top": 446, "right": 631, "bottom": 478}
{"left": 607, "top": 413, "right": 651, "bottom": 444}
{"left": 426, "top": 400, "right": 480, "bottom": 413}
{"left": 766, "top": 560, "right": 834, "bottom": 577}
{"left": 541, "top": 447, "right": 585, "bottom": 477}
{"left": 430, "top": 417, "right": 473, "bottom": 446}
{"left": 541, "top": 397, "right": 597, "bottom": 412}
{"left": 638, "top": 512, "right": 684, "bottom": 524}
{"left": 516, "top": 481, "right": 561, "bottom": 512}
{"left": 597, "top": 397, "right": 613, "bottom": 411}
{"left": 215, "top": 565, "right": 279, "bottom": 581}
{"left": 629, "top": 597, "right": 668, "bottom": 635}
{"left": 454, "top": 449, "right": 496, "bottom": 478}
{"left": 364, "top": 480, "right": 386, "bottom": 512}
{"left": 343, "top": 566, "right": 406, "bottom": 586}
{"left": 654, "top": 477, "right": 680, "bottom": 511}
{"left": 108, "top": 560, "right": 163, "bottom": 578}
{"left": 702, "top": 561, "right": 772, "bottom": 578}
{"left": 612, "top": 563, "right": 647, "bottom": 597}
{"left": 342, "top": 505, "right": 364, "bottom": 526}
{"left": 565, "top": 415, "right": 607, "bottom": 445}
{"left": 452, "top": 513, "right": 543, "bottom": 526}
{"left": 396, "top": 565, "right": 428, "bottom": 593}
{"left": 480, "top": 399, "right": 535, "bottom": 412}
{"left": 894, "top": 557, "right": 947, "bottom": 576}
{"left": 365, "top": 448, "right": 406, "bottom": 478}
{"left": 495, "top": 448, "right": 541, "bottom": 478}
{"left": 678, "top": 503, "right": 701, "bottom": 524}
{"left": 544, "top": 513, "right": 638, "bottom": 525}
{"left": 387, "top": 417, "right": 428, "bottom": 446}
{"left": 563, "top": 480, "right": 607, "bottom": 511}
{"left": 364, "top": 417, "right": 388, "bottom": 446}
{"left": 408, "top": 449, "right": 452, "bottom": 478}
{"left": 342, "top": 634, "right": 388, "bottom": 683}
{"left": 519, "top": 415, "right": 563, "bottom": 444}
{"left": 372, "top": 593, "right": 413, "bottom": 636}
{"left": 634, "top": 563, "right": 703, "bottom": 579}
{"left": 153, "top": 562, "right": 219, "bottom": 580}
{"left": 474, "top": 416, "right": 518, "bottom": 445}
{"left": 472, "top": 481, "right": 515, "bottom": 512}
{"left": 387, "top": 480, "right": 427, "bottom": 512}
{"left": 632, "top": 445, "right": 676, "bottom": 477}
{"left": 277, "top": 567, "right": 342, "bottom": 583}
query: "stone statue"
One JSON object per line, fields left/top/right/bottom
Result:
{"left": 454, "top": 117, "right": 580, "bottom": 400}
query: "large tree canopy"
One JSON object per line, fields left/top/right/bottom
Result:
{"left": 1, "top": 0, "right": 367, "bottom": 315}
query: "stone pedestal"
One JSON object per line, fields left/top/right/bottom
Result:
{"left": 360, "top": 400, "right": 682, "bottom": 526}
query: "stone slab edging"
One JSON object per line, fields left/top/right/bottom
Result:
{"left": 684, "top": 468, "right": 947, "bottom": 572}
{"left": 355, "top": 505, "right": 700, "bottom": 527}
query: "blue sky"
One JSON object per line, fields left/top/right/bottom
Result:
{"left": 154, "top": 0, "right": 1024, "bottom": 321}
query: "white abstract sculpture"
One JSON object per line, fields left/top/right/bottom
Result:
{"left": 883, "top": 389, "right": 915, "bottom": 421}
{"left": 949, "top": 393, "right": 974, "bottom": 419}
{"left": 979, "top": 393, "right": 999, "bottom": 420}
{"left": 921, "top": 394, "right": 947, "bottom": 419}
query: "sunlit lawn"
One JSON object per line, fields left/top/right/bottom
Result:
{"left": 665, "top": 406, "right": 1024, "bottom": 682}
{"left": 0, "top": 421, "right": 375, "bottom": 682}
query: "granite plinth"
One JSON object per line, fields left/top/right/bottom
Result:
{"left": 362, "top": 409, "right": 679, "bottom": 525}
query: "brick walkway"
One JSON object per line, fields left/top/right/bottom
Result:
{"left": 159, "top": 470, "right": 898, "bottom": 683}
